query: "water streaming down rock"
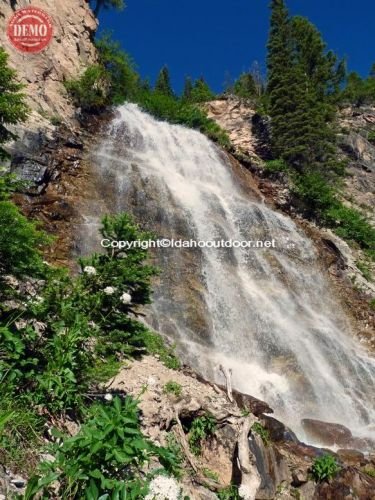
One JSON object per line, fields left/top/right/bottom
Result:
{"left": 86, "top": 103, "right": 375, "bottom": 443}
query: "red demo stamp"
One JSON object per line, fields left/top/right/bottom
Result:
{"left": 6, "top": 7, "right": 53, "bottom": 53}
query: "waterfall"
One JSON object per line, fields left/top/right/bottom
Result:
{"left": 85, "top": 103, "right": 375, "bottom": 443}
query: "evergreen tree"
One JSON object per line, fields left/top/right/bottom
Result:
{"left": 266, "top": 1, "right": 344, "bottom": 175}
{"left": 91, "top": 0, "right": 125, "bottom": 17}
{"left": 0, "top": 49, "right": 29, "bottom": 160}
{"left": 233, "top": 72, "right": 257, "bottom": 99}
{"left": 189, "top": 77, "right": 215, "bottom": 103}
{"left": 182, "top": 76, "right": 193, "bottom": 101}
{"left": 154, "top": 66, "right": 174, "bottom": 97}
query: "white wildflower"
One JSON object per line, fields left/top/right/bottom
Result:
{"left": 145, "top": 476, "right": 182, "bottom": 500}
{"left": 120, "top": 291, "right": 132, "bottom": 304}
{"left": 83, "top": 266, "right": 97, "bottom": 275}
{"left": 104, "top": 393, "right": 113, "bottom": 401}
{"left": 103, "top": 286, "right": 116, "bottom": 295}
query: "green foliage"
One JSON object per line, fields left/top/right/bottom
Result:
{"left": 95, "top": 32, "right": 140, "bottom": 104}
{"left": 91, "top": 0, "right": 125, "bottom": 17}
{"left": 202, "top": 468, "right": 219, "bottom": 482}
{"left": 264, "top": 159, "right": 289, "bottom": 173}
{"left": 356, "top": 261, "right": 373, "bottom": 282}
{"left": 143, "top": 330, "right": 181, "bottom": 370}
{"left": 341, "top": 70, "right": 375, "bottom": 107}
{"left": 188, "top": 414, "right": 216, "bottom": 456}
{"left": 0, "top": 48, "right": 29, "bottom": 160}
{"left": 25, "top": 396, "right": 180, "bottom": 499}
{"left": 163, "top": 381, "right": 182, "bottom": 397}
{"left": 311, "top": 454, "right": 340, "bottom": 482}
{"left": 217, "top": 484, "right": 241, "bottom": 500}
{"left": 367, "top": 130, "right": 375, "bottom": 144}
{"left": 64, "top": 64, "right": 111, "bottom": 112}
{"left": 136, "top": 90, "right": 230, "bottom": 147}
{"left": 267, "top": 2, "right": 344, "bottom": 175}
{"left": 233, "top": 72, "right": 257, "bottom": 99}
{"left": 182, "top": 76, "right": 194, "bottom": 101}
{"left": 369, "top": 299, "right": 375, "bottom": 311}
{"left": 187, "top": 77, "right": 215, "bottom": 103}
{"left": 0, "top": 398, "right": 43, "bottom": 473}
{"left": 155, "top": 65, "right": 174, "bottom": 97}
{"left": 251, "top": 422, "right": 270, "bottom": 446}
{"left": 0, "top": 195, "right": 49, "bottom": 279}
{"left": 323, "top": 204, "right": 375, "bottom": 255}
{"left": 362, "top": 466, "right": 375, "bottom": 478}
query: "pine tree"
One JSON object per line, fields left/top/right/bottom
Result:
{"left": 92, "top": 0, "right": 125, "bottom": 17}
{"left": 154, "top": 66, "right": 174, "bottom": 97}
{"left": 266, "top": 0, "right": 298, "bottom": 161}
{"left": 182, "top": 76, "right": 193, "bottom": 101}
{"left": 267, "top": 1, "right": 344, "bottom": 175}
{"left": 233, "top": 72, "right": 257, "bottom": 99}
{"left": 0, "top": 49, "right": 29, "bottom": 160}
{"left": 190, "top": 77, "right": 215, "bottom": 103}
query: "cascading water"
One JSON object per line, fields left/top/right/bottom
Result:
{"left": 84, "top": 103, "right": 375, "bottom": 443}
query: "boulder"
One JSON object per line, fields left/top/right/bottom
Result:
{"left": 337, "top": 449, "right": 367, "bottom": 467}
{"left": 301, "top": 419, "right": 353, "bottom": 447}
{"left": 260, "top": 415, "right": 298, "bottom": 443}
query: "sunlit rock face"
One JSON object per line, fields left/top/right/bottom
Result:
{"left": 0, "top": 0, "right": 98, "bottom": 128}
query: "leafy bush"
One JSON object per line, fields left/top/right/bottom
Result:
{"left": 311, "top": 454, "right": 340, "bottom": 482}
{"left": 188, "top": 414, "right": 216, "bottom": 456}
{"left": 217, "top": 484, "right": 241, "bottom": 500}
{"left": 0, "top": 196, "right": 49, "bottom": 280}
{"left": 25, "top": 396, "right": 181, "bottom": 499}
{"left": 64, "top": 64, "right": 111, "bottom": 112}
{"left": 251, "top": 422, "right": 270, "bottom": 446}
{"left": 264, "top": 159, "right": 289, "bottom": 173}
{"left": 163, "top": 381, "right": 182, "bottom": 397}
{"left": 356, "top": 260, "right": 373, "bottom": 282}
{"left": 0, "top": 48, "right": 29, "bottom": 160}
{"left": 135, "top": 90, "right": 230, "bottom": 148}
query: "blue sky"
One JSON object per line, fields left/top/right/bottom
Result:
{"left": 97, "top": 0, "right": 374, "bottom": 94}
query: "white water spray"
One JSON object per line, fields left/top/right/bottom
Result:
{"left": 88, "top": 103, "right": 375, "bottom": 442}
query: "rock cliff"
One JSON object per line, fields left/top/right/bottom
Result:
{"left": 0, "top": 0, "right": 97, "bottom": 131}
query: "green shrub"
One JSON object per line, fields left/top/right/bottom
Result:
{"left": 202, "top": 468, "right": 219, "bottom": 482}
{"left": 217, "top": 484, "right": 241, "bottom": 500}
{"left": 64, "top": 64, "right": 110, "bottom": 112}
{"left": 264, "top": 159, "right": 289, "bottom": 173}
{"left": 356, "top": 261, "right": 373, "bottom": 282}
{"left": 135, "top": 90, "right": 230, "bottom": 148}
{"left": 251, "top": 422, "right": 270, "bottom": 446}
{"left": 367, "top": 130, "right": 375, "bottom": 144}
{"left": 188, "top": 414, "right": 216, "bottom": 456}
{"left": 163, "top": 381, "right": 182, "bottom": 397}
{"left": 24, "top": 396, "right": 181, "bottom": 499}
{"left": 311, "top": 454, "right": 340, "bottom": 482}
{"left": 0, "top": 198, "right": 49, "bottom": 279}
{"left": 323, "top": 204, "right": 375, "bottom": 257}
{"left": 0, "top": 48, "right": 29, "bottom": 160}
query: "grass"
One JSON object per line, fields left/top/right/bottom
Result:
{"left": 251, "top": 422, "right": 270, "bottom": 446}
{"left": 163, "top": 381, "right": 182, "bottom": 397}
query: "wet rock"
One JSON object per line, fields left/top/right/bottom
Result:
{"left": 291, "top": 468, "right": 308, "bottom": 487}
{"left": 65, "top": 137, "right": 84, "bottom": 149}
{"left": 11, "top": 155, "right": 49, "bottom": 190}
{"left": 314, "top": 466, "right": 375, "bottom": 500}
{"left": 301, "top": 419, "right": 353, "bottom": 447}
{"left": 249, "top": 434, "right": 290, "bottom": 499}
{"left": 10, "top": 477, "right": 26, "bottom": 488}
{"left": 261, "top": 415, "right": 298, "bottom": 443}
{"left": 232, "top": 389, "right": 274, "bottom": 417}
{"left": 337, "top": 449, "right": 366, "bottom": 467}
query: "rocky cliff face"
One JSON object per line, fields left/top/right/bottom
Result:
{"left": 0, "top": 0, "right": 97, "bottom": 130}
